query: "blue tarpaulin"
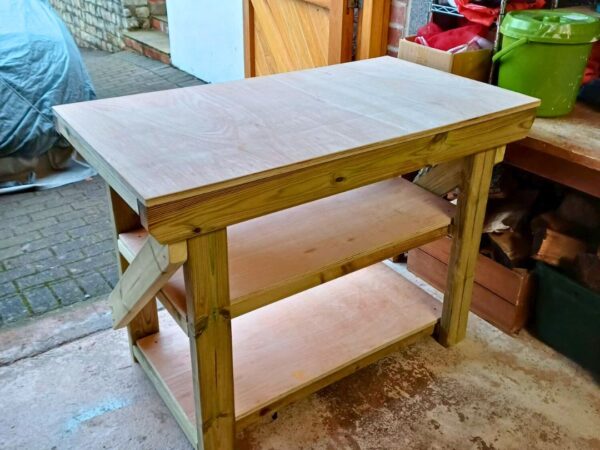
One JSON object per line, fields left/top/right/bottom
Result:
{"left": 0, "top": 0, "right": 95, "bottom": 159}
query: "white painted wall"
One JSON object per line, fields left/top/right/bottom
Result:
{"left": 166, "top": 0, "right": 245, "bottom": 83}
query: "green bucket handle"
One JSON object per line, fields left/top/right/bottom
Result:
{"left": 492, "top": 37, "right": 529, "bottom": 62}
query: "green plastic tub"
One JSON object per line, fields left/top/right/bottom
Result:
{"left": 532, "top": 263, "right": 600, "bottom": 375}
{"left": 493, "top": 10, "right": 600, "bottom": 117}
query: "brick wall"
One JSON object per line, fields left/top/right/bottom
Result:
{"left": 123, "top": 0, "right": 167, "bottom": 30}
{"left": 387, "top": 0, "right": 409, "bottom": 57}
{"left": 49, "top": 0, "right": 126, "bottom": 52}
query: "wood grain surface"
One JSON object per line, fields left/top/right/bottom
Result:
{"left": 438, "top": 148, "right": 499, "bottom": 346}
{"left": 119, "top": 178, "right": 454, "bottom": 318}
{"left": 523, "top": 103, "right": 600, "bottom": 171}
{"left": 54, "top": 57, "right": 538, "bottom": 211}
{"left": 108, "top": 187, "right": 159, "bottom": 357}
{"left": 136, "top": 263, "right": 441, "bottom": 430}
{"left": 109, "top": 236, "right": 187, "bottom": 329}
{"left": 184, "top": 231, "right": 235, "bottom": 449}
{"left": 244, "top": 0, "right": 352, "bottom": 77}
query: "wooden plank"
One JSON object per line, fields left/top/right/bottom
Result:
{"left": 357, "top": 0, "right": 391, "bottom": 60}
{"left": 327, "top": 0, "right": 354, "bottom": 65}
{"left": 418, "top": 236, "right": 528, "bottom": 305}
{"left": 107, "top": 188, "right": 159, "bottom": 357}
{"left": 438, "top": 148, "right": 499, "bottom": 346}
{"left": 248, "top": 0, "right": 332, "bottom": 76}
{"left": 505, "top": 143, "right": 600, "bottom": 198}
{"left": 243, "top": 0, "right": 255, "bottom": 78}
{"left": 531, "top": 228, "right": 587, "bottom": 267}
{"left": 53, "top": 57, "right": 539, "bottom": 218}
{"left": 184, "top": 230, "right": 235, "bottom": 450}
{"left": 118, "top": 234, "right": 189, "bottom": 333}
{"left": 414, "top": 159, "right": 463, "bottom": 196}
{"left": 407, "top": 248, "right": 531, "bottom": 335}
{"left": 109, "top": 236, "right": 187, "bottom": 329}
{"left": 132, "top": 346, "right": 198, "bottom": 446}
{"left": 414, "top": 147, "right": 503, "bottom": 197}
{"left": 119, "top": 178, "right": 454, "bottom": 319}
{"left": 141, "top": 108, "right": 535, "bottom": 243}
{"left": 305, "top": 0, "right": 331, "bottom": 8}
{"left": 137, "top": 263, "right": 440, "bottom": 432}
{"left": 522, "top": 102, "right": 600, "bottom": 172}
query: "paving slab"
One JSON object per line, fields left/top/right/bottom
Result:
{"left": 0, "top": 49, "right": 205, "bottom": 328}
{"left": 0, "top": 299, "right": 598, "bottom": 450}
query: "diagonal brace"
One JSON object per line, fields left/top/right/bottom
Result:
{"left": 109, "top": 234, "right": 187, "bottom": 329}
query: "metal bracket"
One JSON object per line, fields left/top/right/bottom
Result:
{"left": 348, "top": 0, "right": 362, "bottom": 9}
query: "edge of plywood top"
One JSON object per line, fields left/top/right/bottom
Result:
{"left": 54, "top": 114, "right": 143, "bottom": 214}
{"left": 54, "top": 56, "right": 540, "bottom": 211}
{"left": 143, "top": 106, "right": 539, "bottom": 208}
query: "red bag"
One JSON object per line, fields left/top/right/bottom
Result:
{"left": 417, "top": 22, "right": 488, "bottom": 51}
{"left": 582, "top": 42, "right": 600, "bottom": 85}
{"left": 455, "top": 0, "right": 546, "bottom": 26}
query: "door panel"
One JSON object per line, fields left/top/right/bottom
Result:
{"left": 244, "top": 0, "right": 354, "bottom": 77}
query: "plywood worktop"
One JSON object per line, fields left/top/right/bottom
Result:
{"left": 54, "top": 56, "right": 537, "bottom": 208}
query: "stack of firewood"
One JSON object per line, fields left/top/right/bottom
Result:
{"left": 482, "top": 167, "right": 600, "bottom": 294}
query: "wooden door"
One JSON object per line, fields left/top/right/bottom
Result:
{"left": 243, "top": 0, "right": 355, "bottom": 77}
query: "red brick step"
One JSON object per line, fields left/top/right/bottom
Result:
{"left": 123, "top": 30, "right": 170, "bottom": 65}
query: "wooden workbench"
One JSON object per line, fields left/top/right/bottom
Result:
{"left": 505, "top": 102, "right": 600, "bottom": 197}
{"left": 53, "top": 57, "right": 538, "bottom": 450}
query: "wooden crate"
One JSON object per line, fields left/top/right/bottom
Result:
{"left": 407, "top": 236, "right": 534, "bottom": 335}
{"left": 398, "top": 36, "right": 492, "bottom": 82}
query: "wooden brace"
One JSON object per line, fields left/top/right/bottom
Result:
{"left": 109, "top": 235, "right": 187, "bottom": 329}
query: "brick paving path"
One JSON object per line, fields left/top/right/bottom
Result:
{"left": 0, "top": 49, "right": 204, "bottom": 327}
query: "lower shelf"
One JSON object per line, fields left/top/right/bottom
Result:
{"left": 136, "top": 263, "right": 441, "bottom": 433}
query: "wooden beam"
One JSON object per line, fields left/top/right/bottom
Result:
{"left": 242, "top": 0, "right": 255, "bottom": 78}
{"left": 108, "top": 188, "right": 159, "bottom": 357}
{"left": 357, "top": 0, "right": 391, "bottom": 60}
{"left": 505, "top": 143, "right": 600, "bottom": 198}
{"left": 143, "top": 109, "right": 535, "bottom": 244}
{"left": 109, "top": 236, "right": 187, "bottom": 329}
{"left": 184, "top": 230, "right": 235, "bottom": 450}
{"left": 437, "top": 147, "right": 500, "bottom": 346}
{"left": 414, "top": 146, "right": 504, "bottom": 197}
{"left": 328, "top": 0, "right": 354, "bottom": 65}
{"left": 414, "top": 159, "right": 463, "bottom": 196}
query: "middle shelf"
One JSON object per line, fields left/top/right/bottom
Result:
{"left": 119, "top": 177, "right": 454, "bottom": 326}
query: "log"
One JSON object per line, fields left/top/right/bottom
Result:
{"left": 483, "top": 189, "right": 538, "bottom": 233}
{"left": 531, "top": 228, "right": 587, "bottom": 267}
{"left": 487, "top": 231, "right": 531, "bottom": 268}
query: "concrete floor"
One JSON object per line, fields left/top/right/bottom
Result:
{"left": 1, "top": 266, "right": 598, "bottom": 450}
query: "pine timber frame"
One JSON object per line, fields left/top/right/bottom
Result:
{"left": 54, "top": 57, "right": 539, "bottom": 450}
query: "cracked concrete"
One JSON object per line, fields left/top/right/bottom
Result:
{"left": 0, "top": 296, "right": 111, "bottom": 367}
{"left": 1, "top": 266, "right": 598, "bottom": 450}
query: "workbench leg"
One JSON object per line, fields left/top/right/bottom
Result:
{"left": 107, "top": 187, "right": 159, "bottom": 361}
{"left": 437, "top": 147, "right": 500, "bottom": 347}
{"left": 184, "top": 230, "right": 235, "bottom": 450}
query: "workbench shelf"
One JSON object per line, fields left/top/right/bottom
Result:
{"left": 134, "top": 263, "right": 441, "bottom": 436}
{"left": 118, "top": 177, "right": 454, "bottom": 332}
{"left": 119, "top": 177, "right": 452, "bottom": 438}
